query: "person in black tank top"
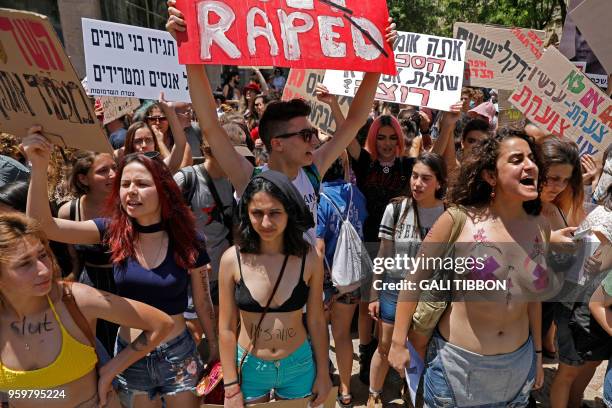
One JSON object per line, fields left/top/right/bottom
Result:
{"left": 217, "top": 171, "right": 331, "bottom": 406}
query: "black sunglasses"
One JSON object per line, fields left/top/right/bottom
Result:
{"left": 273, "top": 127, "right": 319, "bottom": 143}
{"left": 146, "top": 115, "right": 168, "bottom": 122}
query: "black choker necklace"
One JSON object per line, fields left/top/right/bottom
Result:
{"left": 133, "top": 221, "right": 164, "bottom": 233}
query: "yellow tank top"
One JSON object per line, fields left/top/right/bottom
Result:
{"left": 0, "top": 296, "right": 98, "bottom": 390}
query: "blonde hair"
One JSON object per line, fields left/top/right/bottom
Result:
{"left": 0, "top": 213, "right": 60, "bottom": 310}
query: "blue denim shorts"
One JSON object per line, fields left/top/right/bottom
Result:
{"left": 379, "top": 288, "right": 399, "bottom": 324}
{"left": 423, "top": 331, "right": 535, "bottom": 407}
{"left": 114, "top": 329, "right": 204, "bottom": 406}
{"left": 237, "top": 340, "right": 315, "bottom": 401}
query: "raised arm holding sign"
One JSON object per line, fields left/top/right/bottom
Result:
{"left": 167, "top": 0, "right": 396, "bottom": 198}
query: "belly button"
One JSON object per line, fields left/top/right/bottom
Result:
{"left": 271, "top": 348, "right": 276, "bottom": 353}
{"left": 498, "top": 331, "right": 504, "bottom": 336}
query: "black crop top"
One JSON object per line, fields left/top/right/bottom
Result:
{"left": 234, "top": 248, "right": 310, "bottom": 313}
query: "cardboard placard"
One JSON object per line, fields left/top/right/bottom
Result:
{"left": 322, "top": 31, "right": 466, "bottom": 111}
{"left": 570, "top": 0, "right": 612, "bottom": 75}
{"left": 175, "top": 0, "right": 396, "bottom": 75}
{"left": 82, "top": 18, "right": 190, "bottom": 102}
{"left": 99, "top": 96, "right": 140, "bottom": 125}
{"left": 497, "top": 89, "right": 524, "bottom": 129}
{"left": 282, "top": 69, "right": 351, "bottom": 134}
{"left": 453, "top": 23, "right": 545, "bottom": 90}
{"left": 0, "top": 8, "right": 109, "bottom": 152}
{"left": 509, "top": 47, "right": 610, "bottom": 160}
{"left": 201, "top": 387, "right": 337, "bottom": 408}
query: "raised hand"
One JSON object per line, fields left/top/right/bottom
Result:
{"left": 165, "top": 0, "right": 186, "bottom": 40}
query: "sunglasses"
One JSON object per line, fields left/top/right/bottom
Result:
{"left": 146, "top": 115, "right": 168, "bottom": 123}
{"left": 273, "top": 127, "right": 319, "bottom": 143}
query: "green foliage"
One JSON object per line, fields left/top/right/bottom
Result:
{"left": 387, "top": 0, "right": 565, "bottom": 37}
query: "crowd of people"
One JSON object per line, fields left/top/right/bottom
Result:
{"left": 0, "top": 2, "right": 611, "bottom": 408}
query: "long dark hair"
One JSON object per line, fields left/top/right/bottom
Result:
{"left": 105, "top": 153, "right": 200, "bottom": 268}
{"left": 391, "top": 152, "right": 447, "bottom": 229}
{"left": 539, "top": 136, "right": 585, "bottom": 225}
{"left": 237, "top": 178, "right": 310, "bottom": 257}
{"left": 447, "top": 129, "right": 543, "bottom": 215}
{"left": 124, "top": 121, "right": 161, "bottom": 155}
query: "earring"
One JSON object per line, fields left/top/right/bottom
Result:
{"left": 490, "top": 186, "right": 496, "bottom": 199}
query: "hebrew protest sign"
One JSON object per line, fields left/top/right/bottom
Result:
{"left": 82, "top": 18, "right": 190, "bottom": 102}
{"left": 175, "top": 0, "right": 396, "bottom": 75}
{"left": 497, "top": 90, "right": 524, "bottom": 129}
{"left": 570, "top": 0, "right": 612, "bottom": 75}
{"left": 282, "top": 68, "right": 351, "bottom": 134}
{"left": 321, "top": 31, "right": 466, "bottom": 111}
{"left": 0, "top": 9, "right": 110, "bottom": 153}
{"left": 509, "top": 47, "right": 610, "bottom": 160}
{"left": 454, "top": 23, "right": 545, "bottom": 90}
{"left": 99, "top": 96, "right": 140, "bottom": 125}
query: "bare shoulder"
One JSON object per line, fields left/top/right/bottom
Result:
{"left": 219, "top": 245, "right": 239, "bottom": 281}
{"left": 305, "top": 246, "right": 323, "bottom": 281}
{"left": 57, "top": 200, "right": 72, "bottom": 220}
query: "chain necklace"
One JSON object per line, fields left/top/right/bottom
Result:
{"left": 379, "top": 159, "right": 395, "bottom": 174}
{"left": 135, "top": 234, "right": 167, "bottom": 269}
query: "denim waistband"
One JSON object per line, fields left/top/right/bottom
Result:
{"left": 433, "top": 330, "right": 533, "bottom": 364}
{"left": 117, "top": 329, "right": 191, "bottom": 354}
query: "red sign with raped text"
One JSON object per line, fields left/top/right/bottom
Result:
{"left": 176, "top": 0, "right": 396, "bottom": 75}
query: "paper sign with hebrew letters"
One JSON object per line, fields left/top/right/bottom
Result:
{"left": 98, "top": 96, "right": 140, "bottom": 125}
{"left": 321, "top": 31, "right": 466, "bottom": 111}
{"left": 570, "top": 0, "right": 612, "bottom": 75}
{"left": 282, "top": 69, "right": 351, "bottom": 134}
{"left": 453, "top": 23, "right": 545, "bottom": 90}
{"left": 0, "top": 8, "right": 110, "bottom": 153}
{"left": 497, "top": 89, "right": 524, "bottom": 129}
{"left": 175, "top": 0, "right": 396, "bottom": 75}
{"left": 82, "top": 18, "right": 190, "bottom": 102}
{"left": 509, "top": 47, "right": 610, "bottom": 160}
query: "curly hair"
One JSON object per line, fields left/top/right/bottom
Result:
{"left": 237, "top": 177, "right": 310, "bottom": 257}
{"left": 447, "top": 128, "right": 543, "bottom": 215}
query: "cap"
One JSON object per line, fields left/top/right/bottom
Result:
{"left": 468, "top": 101, "right": 496, "bottom": 125}
{"left": 0, "top": 155, "right": 30, "bottom": 187}
{"left": 244, "top": 83, "right": 261, "bottom": 93}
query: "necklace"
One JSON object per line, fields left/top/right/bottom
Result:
{"left": 379, "top": 159, "right": 395, "bottom": 174}
{"left": 135, "top": 234, "right": 167, "bottom": 269}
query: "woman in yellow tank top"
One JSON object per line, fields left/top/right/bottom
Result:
{"left": 0, "top": 212, "right": 174, "bottom": 407}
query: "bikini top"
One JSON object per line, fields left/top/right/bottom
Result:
{"left": 0, "top": 296, "right": 98, "bottom": 390}
{"left": 234, "top": 248, "right": 310, "bottom": 313}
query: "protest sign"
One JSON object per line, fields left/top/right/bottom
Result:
{"left": 570, "top": 0, "right": 612, "bottom": 75}
{"left": 573, "top": 61, "right": 608, "bottom": 90}
{"left": 453, "top": 23, "right": 545, "bottom": 90}
{"left": 282, "top": 69, "right": 351, "bottom": 134}
{"left": 175, "top": 0, "right": 396, "bottom": 75}
{"left": 509, "top": 47, "right": 610, "bottom": 160}
{"left": 321, "top": 31, "right": 466, "bottom": 111}
{"left": 82, "top": 18, "right": 190, "bottom": 101}
{"left": 497, "top": 90, "right": 524, "bottom": 129}
{"left": 98, "top": 96, "right": 140, "bottom": 125}
{"left": 0, "top": 9, "right": 110, "bottom": 153}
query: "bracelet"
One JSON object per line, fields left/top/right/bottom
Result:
{"left": 535, "top": 350, "right": 542, "bottom": 354}
{"left": 225, "top": 387, "right": 242, "bottom": 399}
{"left": 224, "top": 379, "right": 239, "bottom": 388}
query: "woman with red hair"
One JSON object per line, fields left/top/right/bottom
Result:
{"left": 24, "top": 126, "right": 217, "bottom": 408}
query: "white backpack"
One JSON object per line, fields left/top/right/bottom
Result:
{"left": 321, "top": 186, "right": 373, "bottom": 289}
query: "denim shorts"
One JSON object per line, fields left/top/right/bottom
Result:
{"left": 423, "top": 331, "right": 535, "bottom": 407}
{"left": 605, "top": 359, "right": 612, "bottom": 408}
{"left": 379, "top": 288, "right": 399, "bottom": 324}
{"left": 236, "top": 340, "right": 315, "bottom": 401}
{"left": 114, "top": 329, "right": 204, "bottom": 406}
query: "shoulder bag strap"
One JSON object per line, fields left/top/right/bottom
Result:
{"left": 61, "top": 281, "right": 96, "bottom": 347}
{"left": 237, "top": 253, "right": 290, "bottom": 384}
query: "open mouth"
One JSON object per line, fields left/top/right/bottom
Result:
{"left": 519, "top": 177, "right": 535, "bottom": 186}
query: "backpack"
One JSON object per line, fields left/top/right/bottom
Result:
{"left": 179, "top": 165, "right": 237, "bottom": 245}
{"left": 321, "top": 185, "right": 372, "bottom": 288}
{"left": 252, "top": 164, "right": 321, "bottom": 202}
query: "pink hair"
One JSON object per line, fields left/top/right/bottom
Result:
{"left": 364, "top": 115, "right": 405, "bottom": 161}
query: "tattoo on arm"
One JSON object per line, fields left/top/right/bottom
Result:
{"left": 130, "top": 332, "right": 149, "bottom": 352}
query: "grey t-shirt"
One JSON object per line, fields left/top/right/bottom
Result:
{"left": 174, "top": 165, "right": 234, "bottom": 281}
